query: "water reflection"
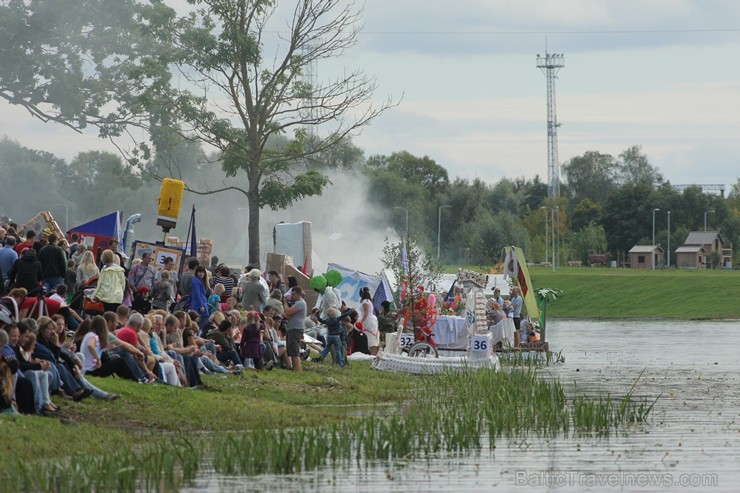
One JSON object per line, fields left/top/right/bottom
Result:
{"left": 183, "top": 321, "right": 740, "bottom": 492}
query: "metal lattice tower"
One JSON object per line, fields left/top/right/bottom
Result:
{"left": 537, "top": 52, "right": 565, "bottom": 198}
{"left": 301, "top": 42, "right": 319, "bottom": 140}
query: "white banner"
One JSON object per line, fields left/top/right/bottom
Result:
{"left": 325, "top": 263, "right": 381, "bottom": 311}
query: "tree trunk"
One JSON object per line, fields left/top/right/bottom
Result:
{"left": 247, "top": 182, "right": 261, "bottom": 268}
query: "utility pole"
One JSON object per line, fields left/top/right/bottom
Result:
{"left": 537, "top": 52, "right": 565, "bottom": 199}
{"left": 667, "top": 211, "right": 671, "bottom": 268}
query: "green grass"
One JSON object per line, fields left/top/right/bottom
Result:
{"left": 1, "top": 365, "right": 654, "bottom": 492}
{"left": 0, "top": 363, "right": 412, "bottom": 472}
{"left": 528, "top": 267, "right": 740, "bottom": 319}
{"left": 445, "top": 264, "right": 740, "bottom": 319}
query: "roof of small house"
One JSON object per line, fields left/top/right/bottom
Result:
{"left": 683, "top": 231, "right": 725, "bottom": 246}
{"left": 628, "top": 245, "right": 664, "bottom": 254}
{"left": 675, "top": 245, "right": 705, "bottom": 254}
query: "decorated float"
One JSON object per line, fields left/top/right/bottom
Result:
{"left": 372, "top": 269, "right": 500, "bottom": 374}
{"left": 372, "top": 245, "right": 556, "bottom": 374}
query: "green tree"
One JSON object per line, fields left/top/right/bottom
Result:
{"left": 137, "top": 0, "right": 394, "bottom": 267}
{"left": 571, "top": 198, "right": 602, "bottom": 232}
{"left": 602, "top": 182, "right": 657, "bottom": 255}
{"left": 617, "top": 145, "right": 663, "bottom": 188}
{"left": 0, "top": 1, "right": 161, "bottom": 137}
{"left": 571, "top": 223, "right": 608, "bottom": 264}
{"left": 562, "top": 151, "right": 618, "bottom": 205}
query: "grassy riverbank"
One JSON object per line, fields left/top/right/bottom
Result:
{"left": 0, "top": 363, "right": 412, "bottom": 473}
{"left": 529, "top": 267, "right": 740, "bottom": 319}
{"left": 1, "top": 360, "right": 654, "bottom": 491}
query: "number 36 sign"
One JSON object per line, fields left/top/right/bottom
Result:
{"left": 471, "top": 335, "right": 490, "bottom": 355}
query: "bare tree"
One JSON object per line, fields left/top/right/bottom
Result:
{"left": 138, "top": 0, "right": 396, "bottom": 266}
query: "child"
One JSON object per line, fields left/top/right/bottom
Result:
{"left": 314, "top": 307, "right": 352, "bottom": 366}
{"left": 64, "top": 259, "right": 77, "bottom": 302}
{"left": 208, "top": 283, "right": 224, "bottom": 314}
{"left": 151, "top": 270, "right": 174, "bottom": 311}
{"left": 239, "top": 312, "right": 263, "bottom": 370}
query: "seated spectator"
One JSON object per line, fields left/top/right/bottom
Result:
{"left": 80, "top": 316, "right": 135, "bottom": 381}
{"left": 115, "top": 313, "right": 157, "bottom": 383}
{"left": 206, "top": 319, "right": 243, "bottom": 369}
{"left": 139, "top": 317, "right": 179, "bottom": 386}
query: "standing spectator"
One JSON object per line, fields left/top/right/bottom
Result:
{"left": 128, "top": 252, "right": 157, "bottom": 291}
{"left": 9, "top": 248, "right": 43, "bottom": 294}
{"left": 0, "top": 237, "right": 18, "bottom": 287}
{"left": 151, "top": 270, "right": 174, "bottom": 311}
{"left": 97, "top": 238, "right": 124, "bottom": 269}
{"left": 212, "top": 266, "right": 235, "bottom": 300}
{"left": 67, "top": 233, "right": 80, "bottom": 257}
{"left": 92, "top": 249, "right": 127, "bottom": 312}
{"left": 358, "top": 287, "right": 380, "bottom": 355}
{"left": 37, "top": 234, "right": 67, "bottom": 293}
{"left": 509, "top": 286, "right": 523, "bottom": 347}
{"left": 177, "top": 259, "right": 199, "bottom": 308}
{"left": 155, "top": 256, "right": 178, "bottom": 301}
{"left": 70, "top": 243, "right": 87, "bottom": 266}
{"left": 14, "top": 230, "right": 35, "bottom": 255}
{"left": 239, "top": 269, "right": 265, "bottom": 312}
{"left": 6, "top": 226, "right": 21, "bottom": 245}
{"left": 267, "top": 270, "right": 286, "bottom": 294}
{"left": 191, "top": 266, "right": 210, "bottom": 334}
{"left": 76, "top": 250, "right": 99, "bottom": 286}
{"left": 64, "top": 259, "right": 77, "bottom": 301}
{"left": 283, "top": 287, "right": 307, "bottom": 372}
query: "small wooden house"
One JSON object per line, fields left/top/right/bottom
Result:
{"left": 675, "top": 245, "right": 706, "bottom": 269}
{"left": 628, "top": 245, "right": 664, "bottom": 269}
{"left": 678, "top": 231, "right": 733, "bottom": 269}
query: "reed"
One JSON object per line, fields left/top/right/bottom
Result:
{"left": 3, "top": 367, "right": 656, "bottom": 491}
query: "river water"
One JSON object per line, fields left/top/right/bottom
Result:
{"left": 185, "top": 320, "right": 739, "bottom": 492}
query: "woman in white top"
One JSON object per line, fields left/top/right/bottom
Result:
{"left": 358, "top": 287, "right": 380, "bottom": 355}
{"left": 81, "top": 315, "right": 131, "bottom": 379}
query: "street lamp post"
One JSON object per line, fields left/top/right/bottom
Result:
{"left": 540, "top": 206, "right": 548, "bottom": 265}
{"left": 704, "top": 210, "right": 715, "bottom": 231}
{"left": 394, "top": 207, "right": 409, "bottom": 238}
{"left": 551, "top": 208, "right": 555, "bottom": 273}
{"left": 652, "top": 208, "right": 659, "bottom": 270}
{"left": 556, "top": 206, "right": 560, "bottom": 268}
{"left": 667, "top": 211, "right": 671, "bottom": 268}
{"left": 437, "top": 205, "right": 451, "bottom": 260}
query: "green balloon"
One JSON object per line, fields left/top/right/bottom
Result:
{"left": 309, "top": 275, "right": 327, "bottom": 291}
{"left": 325, "top": 269, "right": 343, "bottom": 287}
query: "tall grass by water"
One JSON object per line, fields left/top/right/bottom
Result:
{"left": 3, "top": 367, "right": 655, "bottom": 492}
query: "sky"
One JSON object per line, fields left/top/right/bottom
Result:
{"left": 2, "top": 0, "right": 740, "bottom": 274}
{"left": 2, "top": 0, "right": 739, "bottom": 192}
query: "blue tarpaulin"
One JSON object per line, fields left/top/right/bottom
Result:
{"left": 68, "top": 211, "right": 121, "bottom": 240}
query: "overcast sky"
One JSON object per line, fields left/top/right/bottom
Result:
{"left": 2, "top": 0, "right": 739, "bottom": 192}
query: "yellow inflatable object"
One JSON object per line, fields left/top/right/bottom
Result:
{"left": 156, "top": 178, "right": 185, "bottom": 231}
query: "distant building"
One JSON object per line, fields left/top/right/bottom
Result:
{"left": 628, "top": 245, "right": 664, "bottom": 269}
{"left": 676, "top": 231, "right": 732, "bottom": 269}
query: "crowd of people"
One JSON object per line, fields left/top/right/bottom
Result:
{"left": 0, "top": 222, "right": 384, "bottom": 417}
{"left": 0, "top": 219, "right": 545, "bottom": 417}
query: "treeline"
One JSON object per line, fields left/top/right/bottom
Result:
{"left": 362, "top": 146, "right": 740, "bottom": 267}
{"left": 1, "top": 136, "right": 738, "bottom": 267}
